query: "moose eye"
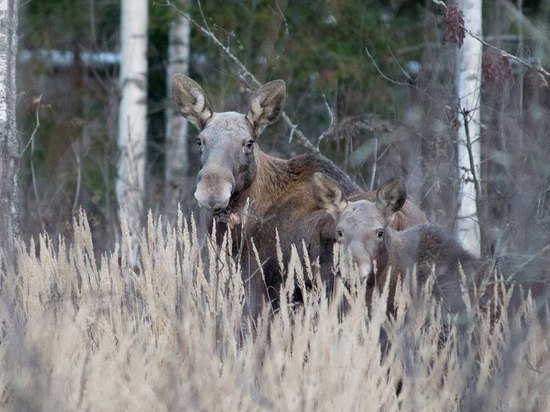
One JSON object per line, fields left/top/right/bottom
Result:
{"left": 196, "top": 138, "right": 202, "bottom": 147}
{"left": 336, "top": 229, "right": 344, "bottom": 239}
{"left": 376, "top": 228, "right": 384, "bottom": 239}
{"left": 244, "top": 139, "right": 254, "bottom": 151}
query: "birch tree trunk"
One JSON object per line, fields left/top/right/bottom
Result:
{"left": 0, "top": 0, "right": 20, "bottom": 252}
{"left": 164, "top": 11, "right": 190, "bottom": 220}
{"left": 456, "top": 0, "right": 482, "bottom": 257}
{"left": 117, "top": 0, "right": 148, "bottom": 264}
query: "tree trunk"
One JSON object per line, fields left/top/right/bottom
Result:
{"left": 164, "top": 11, "right": 191, "bottom": 220}
{"left": 117, "top": 0, "right": 148, "bottom": 263}
{"left": 0, "top": 0, "right": 20, "bottom": 253}
{"left": 456, "top": 0, "right": 482, "bottom": 258}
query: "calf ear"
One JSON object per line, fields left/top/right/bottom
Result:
{"left": 376, "top": 178, "right": 407, "bottom": 218}
{"left": 312, "top": 173, "right": 348, "bottom": 217}
{"left": 246, "top": 80, "right": 286, "bottom": 137}
{"left": 172, "top": 74, "right": 213, "bottom": 129}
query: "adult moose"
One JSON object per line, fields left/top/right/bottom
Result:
{"left": 172, "top": 74, "right": 426, "bottom": 321}
{"left": 312, "top": 172, "right": 550, "bottom": 320}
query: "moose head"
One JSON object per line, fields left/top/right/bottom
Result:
{"left": 172, "top": 75, "right": 286, "bottom": 212}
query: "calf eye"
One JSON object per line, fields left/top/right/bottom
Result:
{"left": 376, "top": 228, "right": 384, "bottom": 239}
{"left": 336, "top": 229, "right": 344, "bottom": 239}
{"left": 196, "top": 138, "right": 202, "bottom": 147}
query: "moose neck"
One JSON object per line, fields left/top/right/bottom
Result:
{"left": 382, "top": 227, "right": 408, "bottom": 269}
{"left": 229, "top": 149, "right": 289, "bottom": 216}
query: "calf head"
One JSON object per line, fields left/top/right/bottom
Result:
{"left": 312, "top": 173, "right": 406, "bottom": 281}
{"left": 172, "top": 75, "right": 286, "bottom": 211}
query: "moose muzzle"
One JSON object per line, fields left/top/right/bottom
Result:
{"left": 194, "top": 167, "right": 235, "bottom": 211}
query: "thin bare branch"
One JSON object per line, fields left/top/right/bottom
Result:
{"left": 72, "top": 143, "right": 82, "bottom": 215}
{"left": 29, "top": 95, "right": 45, "bottom": 231}
{"left": 364, "top": 45, "right": 412, "bottom": 88}
{"left": 316, "top": 93, "right": 335, "bottom": 150}
{"left": 369, "top": 137, "right": 378, "bottom": 192}
{"left": 466, "top": 29, "right": 550, "bottom": 84}
{"left": 432, "top": 0, "right": 550, "bottom": 82}
{"left": 20, "top": 95, "right": 42, "bottom": 157}
{"left": 164, "top": 0, "right": 317, "bottom": 152}
{"left": 460, "top": 107, "right": 483, "bottom": 231}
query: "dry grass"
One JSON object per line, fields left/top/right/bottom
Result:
{"left": 1, "top": 210, "right": 549, "bottom": 411}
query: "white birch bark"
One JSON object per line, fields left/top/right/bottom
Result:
{"left": 0, "top": 0, "right": 20, "bottom": 248}
{"left": 117, "top": 0, "right": 148, "bottom": 263}
{"left": 456, "top": 0, "right": 482, "bottom": 257}
{"left": 164, "top": 12, "right": 191, "bottom": 219}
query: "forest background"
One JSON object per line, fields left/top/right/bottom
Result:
{"left": 16, "top": 0, "right": 550, "bottom": 258}
{"left": 2, "top": 1, "right": 550, "bottom": 409}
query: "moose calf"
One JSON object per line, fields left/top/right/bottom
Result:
{"left": 312, "top": 172, "right": 550, "bottom": 321}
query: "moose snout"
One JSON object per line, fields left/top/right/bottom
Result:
{"left": 358, "top": 261, "right": 374, "bottom": 285}
{"left": 194, "top": 169, "right": 234, "bottom": 210}
{"left": 346, "top": 241, "right": 375, "bottom": 284}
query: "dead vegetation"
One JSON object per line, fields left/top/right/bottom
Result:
{"left": 1, "top": 211, "right": 549, "bottom": 411}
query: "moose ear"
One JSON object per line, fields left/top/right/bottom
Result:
{"left": 376, "top": 178, "right": 407, "bottom": 218}
{"left": 246, "top": 80, "right": 286, "bottom": 137}
{"left": 172, "top": 74, "right": 213, "bottom": 129}
{"left": 312, "top": 172, "right": 348, "bottom": 217}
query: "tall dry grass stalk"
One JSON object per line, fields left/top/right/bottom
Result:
{"left": 1, "top": 210, "right": 549, "bottom": 411}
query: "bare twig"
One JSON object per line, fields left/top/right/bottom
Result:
{"left": 509, "top": 244, "right": 550, "bottom": 277}
{"left": 196, "top": 0, "right": 213, "bottom": 34}
{"left": 72, "top": 143, "right": 82, "bottom": 215}
{"left": 387, "top": 47, "right": 414, "bottom": 83}
{"left": 316, "top": 93, "right": 335, "bottom": 150}
{"left": 164, "top": 0, "right": 317, "bottom": 152}
{"left": 20, "top": 95, "right": 43, "bottom": 157}
{"left": 364, "top": 45, "right": 412, "bottom": 88}
{"left": 460, "top": 108, "right": 482, "bottom": 203}
{"left": 165, "top": 2, "right": 258, "bottom": 88}
{"left": 27, "top": 95, "right": 45, "bottom": 231}
{"left": 433, "top": 0, "right": 550, "bottom": 83}
{"left": 369, "top": 137, "right": 378, "bottom": 192}
{"left": 466, "top": 28, "right": 550, "bottom": 84}
{"left": 460, "top": 107, "right": 484, "bottom": 250}
{"left": 282, "top": 112, "right": 316, "bottom": 151}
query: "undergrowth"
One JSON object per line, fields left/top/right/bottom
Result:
{"left": 1, "top": 210, "right": 549, "bottom": 411}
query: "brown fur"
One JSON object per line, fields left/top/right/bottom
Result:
{"left": 374, "top": 225, "right": 550, "bottom": 324}
{"left": 172, "top": 75, "right": 428, "bottom": 320}
{"left": 376, "top": 224, "right": 479, "bottom": 317}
